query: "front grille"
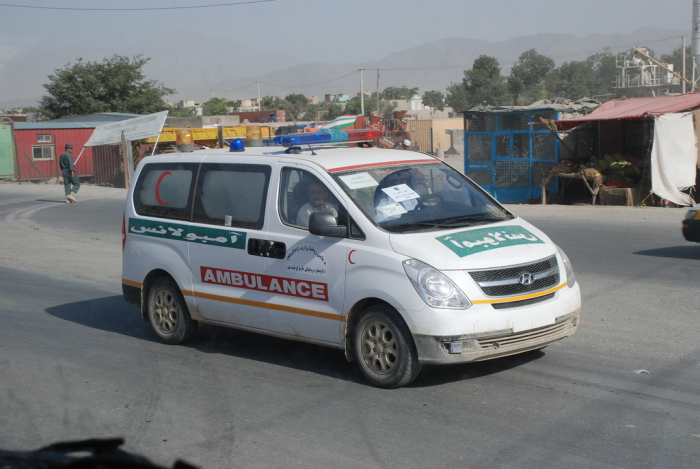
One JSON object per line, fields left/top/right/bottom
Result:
{"left": 469, "top": 256, "right": 559, "bottom": 297}
{"left": 477, "top": 319, "right": 568, "bottom": 350}
{"left": 491, "top": 293, "right": 555, "bottom": 310}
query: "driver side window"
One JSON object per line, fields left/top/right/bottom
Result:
{"left": 279, "top": 168, "right": 341, "bottom": 230}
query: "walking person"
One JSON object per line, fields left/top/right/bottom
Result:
{"left": 59, "top": 143, "right": 80, "bottom": 203}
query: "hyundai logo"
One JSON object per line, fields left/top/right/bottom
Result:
{"left": 518, "top": 272, "right": 534, "bottom": 285}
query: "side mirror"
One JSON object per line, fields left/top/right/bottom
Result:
{"left": 309, "top": 212, "right": 347, "bottom": 238}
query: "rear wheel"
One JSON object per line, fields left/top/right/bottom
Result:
{"left": 354, "top": 305, "right": 421, "bottom": 388}
{"left": 148, "top": 277, "right": 197, "bottom": 345}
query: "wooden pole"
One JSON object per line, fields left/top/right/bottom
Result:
{"left": 11, "top": 122, "right": 20, "bottom": 184}
{"left": 218, "top": 125, "right": 224, "bottom": 149}
{"left": 121, "top": 132, "right": 130, "bottom": 189}
{"left": 24, "top": 153, "right": 48, "bottom": 183}
{"left": 52, "top": 134, "right": 59, "bottom": 184}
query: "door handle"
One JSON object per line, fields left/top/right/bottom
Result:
{"left": 247, "top": 238, "right": 286, "bottom": 259}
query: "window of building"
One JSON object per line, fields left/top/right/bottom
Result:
{"left": 37, "top": 134, "right": 52, "bottom": 143}
{"left": 32, "top": 146, "right": 54, "bottom": 161}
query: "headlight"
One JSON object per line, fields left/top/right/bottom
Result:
{"left": 556, "top": 245, "right": 576, "bottom": 288}
{"left": 403, "top": 259, "right": 471, "bottom": 309}
{"left": 685, "top": 210, "right": 697, "bottom": 220}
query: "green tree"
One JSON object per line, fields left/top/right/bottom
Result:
{"left": 346, "top": 96, "right": 396, "bottom": 116}
{"left": 166, "top": 105, "right": 197, "bottom": 117}
{"left": 445, "top": 82, "right": 470, "bottom": 112}
{"left": 544, "top": 48, "right": 618, "bottom": 101}
{"left": 303, "top": 102, "right": 344, "bottom": 121}
{"left": 381, "top": 86, "right": 419, "bottom": 100}
{"left": 40, "top": 55, "right": 174, "bottom": 118}
{"left": 282, "top": 93, "right": 309, "bottom": 120}
{"left": 202, "top": 97, "right": 231, "bottom": 116}
{"left": 462, "top": 55, "right": 510, "bottom": 106}
{"left": 260, "top": 95, "right": 281, "bottom": 111}
{"left": 422, "top": 90, "right": 445, "bottom": 111}
{"left": 508, "top": 49, "right": 555, "bottom": 105}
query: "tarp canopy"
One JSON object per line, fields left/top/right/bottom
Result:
{"left": 85, "top": 111, "right": 168, "bottom": 147}
{"left": 650, "top": 112, "right": 697, "bottom": 206}
{"left": 555, "top": 94, "right": 700, "bottom": 131}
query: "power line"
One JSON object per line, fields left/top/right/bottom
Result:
{"left": 259, "top": 69, "right": 359, "bottom": 88}
{"left": 0, "top": 0, "right": 274, "bottom": 11}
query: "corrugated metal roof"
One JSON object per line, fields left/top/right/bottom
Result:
{"left": 467, "top": 98, "right": 600, "bottom": 114}
{"left": 16, "top": 121, "right": 104, "bottom": 130}
{"left": 14, "top": 112, "right": 143, "bottom": 130}
{"left": 53, "top": 112, "right": 142, "bottom": 123}
{"left": 15, "top": 112, "right": 141, "bottom": 130}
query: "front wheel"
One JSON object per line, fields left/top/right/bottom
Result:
{"left": 148, "top": 277, "right": 198, "bottom": 345}
{"left": 354, "top": 305, "right": 421, "bottom": 388}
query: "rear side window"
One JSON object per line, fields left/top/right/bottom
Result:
{"left": 193, "top": 163, "right": 271, "bottom": 230}
{"left": 133, "top": 163, "right": 197, "bottom": 221}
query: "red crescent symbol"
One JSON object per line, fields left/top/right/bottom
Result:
{"left": 155, "top": 170, "right": 172, "bottom": 206}
{"left": 348, "top": 250, "right": 356, "bottom": 265}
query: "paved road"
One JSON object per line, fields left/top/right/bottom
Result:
{"left": 1, "top": 185, "right": 699, "bottom": 469}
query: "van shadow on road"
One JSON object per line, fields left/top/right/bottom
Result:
{"left": 45, "top": 295, "right": 542, "bottom": 388}
{"left": 633, "top": 246, "right": 700, "bottom": 260}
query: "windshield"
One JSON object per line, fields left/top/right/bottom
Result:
{"left": 332, "top": 162, "right": 513, "bottom": 233}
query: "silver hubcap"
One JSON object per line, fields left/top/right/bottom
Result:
{"left": 360, "top": 320, "right": 398, "bottom": 375}
{"left": 152, "top": 289, "right": 179, "bottom": 335}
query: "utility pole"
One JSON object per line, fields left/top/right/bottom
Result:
{"left": 257, "top": 81, "right": 261, "bottom": 111}
{"left": 360, "top": 69, "right": 364, "bottom": 116}
{"left": 211, "top": 89, "right": 214, "bottom": 99}
{"left": 683, "top": 36, "right": 687, "bottom": 94}
{"left": 376, "top": 69, "right": 380, "bottom": 116}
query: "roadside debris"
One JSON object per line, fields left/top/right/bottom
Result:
{"left": 634, "top": 369, "right": 650, "bottom": 374}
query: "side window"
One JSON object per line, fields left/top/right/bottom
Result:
{"left": 279, "top": 167, "right": 341, "bottom": 230}
{"left": 193, "top": 163, "right": 271, "bottom": 230}
{"left": 133, "top": 163, "right": 197, "bottom": 221}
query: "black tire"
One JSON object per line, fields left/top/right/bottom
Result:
{"left": 354, "top": 305, "right": 421, "bottom": 388}
{"left": 147, "top": 277, "right": 198, "bottom": 345}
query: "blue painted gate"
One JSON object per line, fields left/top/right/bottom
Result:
{"left": 464, "top": 111, "right": 559, "bottom": 203}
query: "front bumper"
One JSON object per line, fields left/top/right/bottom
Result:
{"left": 682, "top": 219, "right": 700, "bottom": 243}
{"left": 413, "top": 309, "right": 580, "bottom": 365}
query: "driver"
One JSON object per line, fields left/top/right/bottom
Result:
{"left": 297, "top": 180, "right": 338, "bottom": 228}
{"left": 374, "top": 170, "right": 419, "bottom": 223}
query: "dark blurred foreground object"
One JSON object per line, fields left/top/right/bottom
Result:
{"left": 0, "top": 438, "right": 197, "bottom": 469}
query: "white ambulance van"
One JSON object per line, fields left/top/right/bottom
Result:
{"left": 122, "top": 133, "right": 581, "bottom": 388}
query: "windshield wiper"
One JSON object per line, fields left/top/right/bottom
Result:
{"left": 439, "top": 215, "right": 506, "bottom": 226}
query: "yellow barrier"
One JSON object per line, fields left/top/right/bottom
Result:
{"left": 144, "top": 126, "right": 274, "bottom": 144}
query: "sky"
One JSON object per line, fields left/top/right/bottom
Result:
{"left": 0, "top": 0, "right": 694, "bottom": 63}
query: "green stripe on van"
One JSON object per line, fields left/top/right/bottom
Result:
{"left": 128, "top": 218, "right": 247, "bottom": 250}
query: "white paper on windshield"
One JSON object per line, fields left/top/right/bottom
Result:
{"left": 376, "top": 203, "right": 407, "bottom": 218}
{"left": 339, "top": 172, "right": 379, "bottom": 189}
{"left": 381, "top": 184, "right": 420, "bottom": 203}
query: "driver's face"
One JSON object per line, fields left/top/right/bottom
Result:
{"left": 308, "top": 182, "right": 328, "bottom": 208}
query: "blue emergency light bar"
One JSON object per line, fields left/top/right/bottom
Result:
{"left": 273, "top": 128, "right": 383, "bottom": 147}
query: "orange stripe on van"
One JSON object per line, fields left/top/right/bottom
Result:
{"left": 471, "top": 283, "right": 567, "bottom": 305}
{"left": 185, "top": 290, "right": 345, "bottom": 322}
{"left": 122, "top": 279, "right": 142, "bottom": 288}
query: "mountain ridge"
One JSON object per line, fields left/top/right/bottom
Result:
{"left": 0, "top": 27, "right": 686, "bottom": 109}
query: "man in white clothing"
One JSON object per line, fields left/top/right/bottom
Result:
{"left": 296, "top": 180, "right": 338, "bottom": 228}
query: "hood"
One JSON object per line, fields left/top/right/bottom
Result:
{"left": 389, "top": 218, "right": 557, "bottom": 271}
